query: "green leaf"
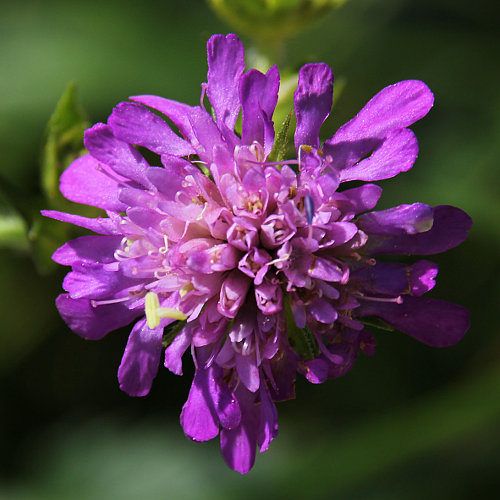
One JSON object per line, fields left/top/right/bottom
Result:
{"left": 0, "top": 213, "right": 29, "bottom": 252}
{"left": 41, "top": 81, "right": 89, "bottom": 203}
{"left": 28, "top": 214, "right": 69, "bottom": 274}
{"left": 269, "top": 108, "right": 293, "bottom": 162}
{"left": 161, "top": 320, "right": 187, "bottom": 348}
{"left": 0, "top": 187, "right": 29, "bottom": 252}
{"left": 360, "top": 316, "right": 395, "bottom": 332}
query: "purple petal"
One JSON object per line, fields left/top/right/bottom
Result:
{"left": 352, "top": 260, "right": 438, "bottom": 297}
{"left": 130, "top": 95, "right": 198, "bottom": 144}
{"left": 84, "top": 123, "right": 151, "bottom": 186}
{"left": 240, "top": 66, "right": 280, "bottom": 155}
{"left": 324, "top": 80, "right": 434, "bottom": 169}
{"left": 309, "top": 257, "right": 344, "bottom": 282}
{"left": 218, "top": 271, "right": 252, "bottom": 318}
{"left": 188, "top": 107, "right": 225, "bottom": 162}
{"left": 220, "top": 386, "right": 258, "bottom": 474}
{"left": 52, "top": 235, "right": 122, "bottom": 266}
{"left": 257, "top": 384, "right": 278, "bottom": 453}
{"left": 358, "top": 203, "right": 434, "bottom": 235}
{"left": 55, "top": 294, "right": 140, "bottom": 340}
{"left": 63, "top": 263, "right": 142, "bottom": 300}
{"left": 364, "top": 205, "right": 472, "bottom": 255}
{"left": 60, "top": 154, "right": 128, "bottom": 211}
{"left": 325, "top": 336, "right": 361, "bottom": 379}
{"left": 236, "top": 354, "right": 260, "bottom": 392}
{"left": 358, "top": 296, "right": 470, "bottom": 347}
{"left": 206, "top": 33, "right": 245, "bottom": 130}
{"left": 339, "top": 128, "right": 418, "bottom": 182}
{"left": 337, "top": 184, "right": 382, "bottom": 214}
{"left": 108, "top": 102, "right": 195, "bottom": 157}
{"left": 164, "top": 328, "right": 192, "bottom": 375}
{"left": 410, "top": 260, "right": 439, "bottom": 296}
{"left": 181, "top": 366, "right": 220, "bottom": 441}
{"left": 267, "top": 348, "right": 297, "bottom": 401}
{"left": 294, "top": 63, "right": 333, "bottom": 151}
{"left": 308, "top": 297, "right": 338, "bottom": 323}
{"left": 302, "top": 358, "right": 329, "bottom": 384}
{"left": 210, "top": 368, "right": 242, "bottom": 430}
{"left": 118, "top": 318, "right": 164, "bottom": 397}
{"left": 41, "top": 210, "right": 119, "bottom": 235}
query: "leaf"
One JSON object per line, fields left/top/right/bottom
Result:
{"left": 360, "top": 316, "right": 395, "bottom": 332}
{"left": 0, "top": 187, "right": 29, "bottom": 252}
{"left": 28, "top": 214, "right": 69, "bottom": 274}
{"left": 41, "top": 81, "right": 89, "bottom": 203}
{"left": 269, "top": 108, "right": 293, "bottom": 162}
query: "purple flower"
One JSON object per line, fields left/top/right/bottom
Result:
{"left": 43, "top": 34, "right": 471, "bottom": 473}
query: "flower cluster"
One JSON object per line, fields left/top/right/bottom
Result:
{"left": 44, "top": 34, "right": 471, "bottom": 473}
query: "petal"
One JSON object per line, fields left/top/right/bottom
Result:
{"left": 60, "top": 154, "right": 127, "bottom": 211}
{"left": 236, "top": 354, "right": 260, "bottom": 392}
{"left": 358, "top": 296, "right": 470, "bottom": 347}
{"left": 181, "top": 366, "right": 220, "bottom": 442}
{"left": 308, "top": 297, "right": 338, "bottom": 323}
{"left": 302, "top": 358, "right": 329, "bottom": 384}
{"left": 63, "top": 263, "right": 142, "bottom": 300}
{"left": 324, "top": 80, "right": 434, "bottom": 169}
{"left": 339, "top": 128, "right": 418, "bottom": 182}
{"left": 118, "top": 318, "right": 164, "bottom": 397}
{"left": 130, "top": 95, "right": 198, "bottom": 144}
{"left": 41, "top": 210, "right": 119, "bottom": 235}
{"left": 164, "top": 328, "right": 192, "bottom": 375}
{"left": 84, "top": 123, "right": 151, "bottom": 186}
{"left": 240, "top": 66, "right": 280, "bottom": 155}
{"left": 220, "top": 386, "right": 258, "bottom": 474}
{"left": 206, "top": 33, "right": 245, "bottom": 130}
{"left": 108, "top": 102, "right": 195, "bottom": 156}
{"left": 352, "top": 260, "right": 438, "bottom": 297}
{"left": 337, "top": 184, "right": 382, "bottom": 214}
{"left": 52, "top": 235, "right": 122, "bottom": 266}
{"left": 257, "top": 384, "right": 278, "bottom": 453}
{"left": 188, "top": 107, "right": 225, "bottom": 163}
{"left": 55, "top": 294, "right": 140, "bottom": 340}
{"left": 358, "top": 203, "right": 434, "bottom": 235}
{"left": 210, "top": 368, "right": 242, "bottom": 430}
{"left": 364, "top": 205, "right": 472, "bottom": 255}
{"left": 294, "top": 63, "right": 333, "bottom": 151}
{"left": 410, "top": 260, "right": 439, "bottom": 296}
{"left": 309, "top": 256, "right": 344, "bottom": 282}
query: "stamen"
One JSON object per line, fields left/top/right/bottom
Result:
{"left": 145, "top": 292, "right": 187, "bottom": 329}
{"left": 91, "top": 296, "right": 131, "bottom": 307}
{"left": 180, "top": 282, "right": 194, "bottom": 297}
{"left": 355, "top": 293, "right": 403, "bottom": 304}
{"left": 159, "top": 235, "right": 169, "bottom": 254}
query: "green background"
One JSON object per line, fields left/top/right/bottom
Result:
{"left": 0, "top": 0, "right": 498, "bottom": 498}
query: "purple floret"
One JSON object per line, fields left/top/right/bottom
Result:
{"left": 43, "top": 33, "right": 472, "bottom": 473}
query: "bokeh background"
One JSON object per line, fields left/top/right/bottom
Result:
{"left": 1, "top": 0, "right": 499, "bottom": 498}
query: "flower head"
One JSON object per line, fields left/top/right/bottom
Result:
{"left": 44, "top": 34, "right": 471, "bottom": 473}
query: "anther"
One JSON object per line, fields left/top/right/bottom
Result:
{"left": 145, "top": 292, "right": 187, "bottom": 329}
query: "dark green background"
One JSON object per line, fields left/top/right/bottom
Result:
{"left": 1, "top": 0, "right": 498, "bottom": 498}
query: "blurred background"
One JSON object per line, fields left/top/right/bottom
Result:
{"left": 0, "top": 0, "right": 499, "bottom": 498}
